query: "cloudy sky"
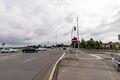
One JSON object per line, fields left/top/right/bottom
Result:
{"left": 0, "top": 0, "right": 120, "bottom": 46}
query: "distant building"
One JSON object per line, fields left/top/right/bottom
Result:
{"left": 102, "top": 43, "right": 110, "bottom": 49}
{"left": 102, "top": 42, "right": 120, "bottom": 49}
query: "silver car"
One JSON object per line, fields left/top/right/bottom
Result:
{"left": 112, "top": 54, "right": 120, "bottom": 71}
{"left": 37, "top": 48, "right": 47, "bottom": 51}
{"left": 0, "top": 48, "right": 18, "bottom": 53}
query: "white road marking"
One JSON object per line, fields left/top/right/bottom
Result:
{"left": 23, "top": 59, "right": 32, "bottom": 63}
{"left": 75, "top": 54, "right": 101, "bottom": 60}
{"left": 22, "top": 57, "right": 39, "bottom": 63}
{"left": 48, "top": 53, "right": 66, "bottom": 80}
{"left": 89, "top": 54, "right": 103, "bottom": 59}
{"left": 100, "top": 60, "right": 116, "bottom": 80}
{"left": 76, "top": 53, "right": 115, "bottom": 80}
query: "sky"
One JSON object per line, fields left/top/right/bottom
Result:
{"left": 0, "top": 0, "right": 120, "bottom": 46}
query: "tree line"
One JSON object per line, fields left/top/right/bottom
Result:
{"left": 72, "top": 38, "right": 120, "bottom": 49}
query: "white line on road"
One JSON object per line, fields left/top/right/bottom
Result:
{"left": 89, "top": 54, "right": 103, "bottom": 59}
{"left": 75, "top": 54, "right": 101, "bottom": 60}
{"left": 23, "top": 59, "right": 32, "bottom": 63}
{"left": 22, "top": 57, "right": 39, "bottom": 63}
{"left": 48, "top": 53, "right": 66, "bottom": 80}
{"left": 100, "top": 60, "right": 116, "bottom": 80}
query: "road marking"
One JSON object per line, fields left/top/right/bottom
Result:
{"left": 22, "top": 57, "right": 39, "bottom": 63}
{"left": 76, "top": 54, "right": 115, "bottom": 80}
{"left": 23, "top": 59, "right": 32, "bottom": 63}
{"left": 76, "top": 54, "right": 98, "bottom": 60}
{"left": 89, "top": 54, "right": 103, "bottom": 59}
{"left": 100, "top": 60, "right": 116, "bottom": 80}
{"left": 48, "top": 53, "right": 66, "bottom": 80}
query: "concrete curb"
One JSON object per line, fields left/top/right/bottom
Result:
{"left": 48, "top": 53, "right": 66, "bottom": 80}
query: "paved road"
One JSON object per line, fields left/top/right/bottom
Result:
{"left": 58, "top": 49, "right": 120, "bottom": 80}
{"left": 0, "top": 49, "right": 65, "bottom": 80}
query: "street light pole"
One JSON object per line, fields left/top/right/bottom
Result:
{"left": 71, "top": 26, "right": 74, "bottom": 43}
{"left": 77, "top": 17, "right": 79, "bottom": 49}
{"left": 56, "top": 33, "right": 57, "bottom": 48}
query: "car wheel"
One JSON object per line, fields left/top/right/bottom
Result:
{"left": 36, "top": 50, "right": 37, "bottom": 53}
{"left": 22, "top": 51, "right": 25, "bottom": 53}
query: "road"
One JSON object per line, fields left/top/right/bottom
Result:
{"left": 0, "top": 49, "right": 65, "bottom": 80}
{"left": 58, "top": 49, "right": 120, "bottom": 80}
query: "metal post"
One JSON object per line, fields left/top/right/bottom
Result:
{"left": 71, "top": 26, "right": 74, "bottom": 48}
{"left": 77, "top": 17, "right": 79, "bottom": 50}
{"left": 71, "top": 27, "right": 73, "bottom": 44}
{"left": 74, "top": 43, "right": 75, "bottom": 52}
{"left": 56, "top": 33, "right": 57, "bottom": 48}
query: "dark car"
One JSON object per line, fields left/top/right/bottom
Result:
{"left": 63, "top": 47, "right": 66, "bottom": 50}
{"left": 22, "top": 47, "right": 37, "bottom": 53}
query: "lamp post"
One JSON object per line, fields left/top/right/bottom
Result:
{"left": 56, "top": 33, "right": 57, "bottom": 48}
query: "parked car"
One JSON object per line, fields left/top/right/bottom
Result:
{"left": 63, "top": 47, "right": 67, "bottom": 50}
{"left": 0, "top": 48, "right": 18, "bottom": 53}
{"left": 112, "top": 54, "right": 120, "bottom": 71}
{"left": 37, "top": 48, "right": 47, "bottom": 51}
{"left": 22, "top": 47, "right": 37, "bottom": 53}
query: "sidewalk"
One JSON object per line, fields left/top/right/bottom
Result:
{"left": 57, "top": 51, "right": 116, "bottom": 80}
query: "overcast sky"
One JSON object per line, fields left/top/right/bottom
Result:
{"left": 0, "top": 0, "right": 120, "bottom": 46}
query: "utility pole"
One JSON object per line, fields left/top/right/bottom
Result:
{"left": 56, "top": 33, "right": 57, "bottom": 48}
{"left": 77, "top": 17, "right": 79, "bottom": 49}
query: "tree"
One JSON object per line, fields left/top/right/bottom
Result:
{"left": 118, "top": 45, "right": 120, "bottom": 49}
{"left": 110, "top": 44, "right": 113, "bottom": 49}
{"left": 94, "top": 41, "right": 101, "bottom": 49}
{"left": 80, "top": 39, "right": 86, "bottom": 48}
{"left": 86, "top": 38, "right": 95, "bottom": 49}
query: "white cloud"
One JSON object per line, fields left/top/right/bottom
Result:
{"left": 0, "top": 0, "right": 120, "bottom": 46}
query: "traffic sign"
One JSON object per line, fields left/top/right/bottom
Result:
{"left": 72, "top": 36, "right": 77, "bottom": 44}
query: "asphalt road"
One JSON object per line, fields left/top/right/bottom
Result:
{"left": 0, "top": 49, "right": 65, "bottom": 80}
{"left": 58, "top": 49, "right": 120, "bottom": 80}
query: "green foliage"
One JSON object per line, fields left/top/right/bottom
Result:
{"left": 86, "top": 38, "right": 95, "bottom": 49}
{"left": 109, "top": 44, "right": 117, "bottom": 50}
{"left": 71, "top": 38, "right": 119, "bottom": 50}
{"left": 80, "top": 39, "right": 86, "bottom": 48}
{"left": 118, "top": 45, "right": 120, "bottom": 49}
{"left": 73, "top": 38, "right": 103, "bottom": 49}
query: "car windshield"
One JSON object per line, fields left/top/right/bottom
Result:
{"left": 114, "top": 55, "right": 120, "bottom": 62}
{"left": 4, "top": 48, "right": 10, "bottom": 50}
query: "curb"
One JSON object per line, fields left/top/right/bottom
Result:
{"left": 48, "top": 53, "right": 66, "bottom": 80}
